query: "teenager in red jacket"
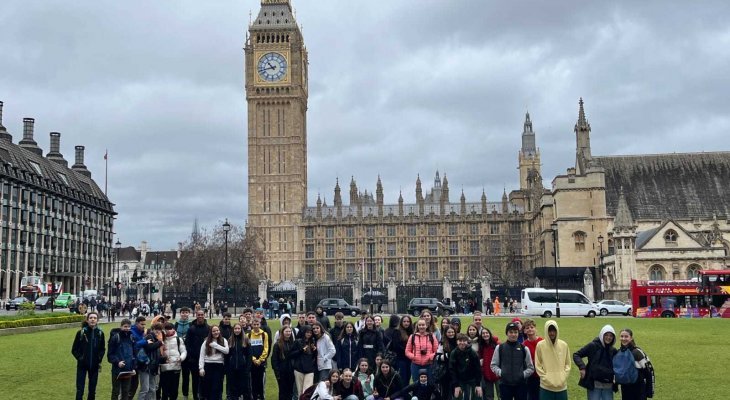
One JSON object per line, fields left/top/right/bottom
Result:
{"left": 521, "top": 319, "right": 543, "bottom": 400}
{"left": 478, "top": 327, "right": 500, "bottom": 400}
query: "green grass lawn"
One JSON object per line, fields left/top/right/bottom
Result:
{"left": 0, "top": 315, "right": 727, "bottom": 398}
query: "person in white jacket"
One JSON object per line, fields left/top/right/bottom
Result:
{"left": 313, "top": 369, "right": 340, "bottom": 400}
{"left": 198, "top": 325, "right": 229, "bottom": 400}
{"left": 160, "top": 322, "right": 187, "bottom": 400}
{"left": 312, "top": 322, "right": 337, "bottom": 382}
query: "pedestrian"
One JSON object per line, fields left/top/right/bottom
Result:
{"left": 372, "top": 359, "right": 403, "bottom": 400}
{"left": 198, "top": 325, "right": 229, "bottom": 400}
{"left": 225, "top": 323, "right": 252, "bottom": 400}
{"left": 185, "top": 309, "right": 210, "bottom": 400}
{"left": 337, "top": 322, "right": 361, "bottom": 374}
{"left": 617, "top": 329, "right": 653, "bottom": 400}
{"left": 357, "top": 316, "right": 385, "bottom": 369}
{"left": 291, "top": 325, "right": 317, "bottom": 396}
{"left": 522, "top": 319, "right": 543, "bottom": 400}
{"left": 138, "top": 321, "right": 165, "bottom": 400}
{"left": 390, "top": 315, "right": 412, "bottom": 385}
{"left": 494, "top": 297, "right": 501, "bottom": 316}
{"left": 160, "top": 322, "right": 187, "bottom": 400}
{"left": 406, "top": 318, "right": 438, "bottom": 384}
{"left": 478, "top": 327, "right": 500, "bottom": 400}
{"left": 490, "top": 321, "right": 535, "bottom": 400}
{"left": 171, "top": 300, "right": 178, "bottom": 320}
{"left": 535, "top": 320, "right": 571, "bottom": 400}
{"left": 573, "top": 325, "right": 617, "bottom": 400}
{"left": 449, "top": 333, "right": 482, "bottom": 400}
{"left": 334, "top": 368, "right": 365, "bottom": 400}
{"left": 313, "top": 321, "right": 337, "bottom": 381}
{"left": 272, "top": 326, "right": 296, "bottom": 400}
{"left": 71, "top": 312, "right": 105, "bottom": 400}
{"left": 108, "top": 318, "right": 137, "bottom": 400}
{"left": 248, "top": 318, "right": 270, "bottom": 400}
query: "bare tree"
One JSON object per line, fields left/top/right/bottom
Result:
{"left": 172, "top": 222, "right": 265, "bottom": 302}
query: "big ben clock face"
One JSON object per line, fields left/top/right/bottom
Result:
{"left": 257, "top": 52, "right": 288, "bottom": 82}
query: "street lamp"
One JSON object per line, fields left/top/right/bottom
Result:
{"left": 597, "top": 235, "right": 604, "bottom": 300}
{"left": 115, "top": 239, "right": 121, "bottom": 307}
{"left": 223, "top": 219, "right": 231, "bottom": 311}
{"left": 550, "top": 222, "right": 560, "bottom": 318}
{"left": 367, "top": 237, "right": 375, "bottom": 314}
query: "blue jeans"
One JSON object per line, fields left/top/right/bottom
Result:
{"left": 410, "top": 363, "right": 431, "bottom": 385}
{"left": 75, "top": 364, "right": 99, "bottom": 400}
{"left": 588, "top": 388, "right": 613, "bottom": 400}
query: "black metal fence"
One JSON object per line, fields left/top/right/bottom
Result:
{"left": 305, "top": 284, "right": 353, "bottom": 312}
{"left": 396, "top": 284, "right": 443, "bottom": 314}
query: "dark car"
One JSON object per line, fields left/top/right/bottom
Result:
{"left": 35, "top": 296, "right": 54, "bottom": 310}
{"left": 407, "top": 297, "right": 455, "bottom": 317}
{"left": 5, "top": 296, "right": 30, "bottom": 311}
{"left": 317, "top": 298, "right": 361, "bottom": 317}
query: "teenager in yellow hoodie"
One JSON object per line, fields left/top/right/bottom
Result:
{"left": 535, "top": 320, "right": 571, "bottom": 400}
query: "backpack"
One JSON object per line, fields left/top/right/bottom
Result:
{"left": 613, "top": 348, "right": 638, "bottom": 384}
{"left": 636, "top": 348, "right": 655, "bottom": 398}
{"left": 136, "top": 346, "right": 150, "bottom": 365}
{"left": 299, "top": 383, "right": 318, "bottom": 400}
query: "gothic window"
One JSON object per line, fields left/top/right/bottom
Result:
{"left": 387, "top": 262, "right": 397, "bottom": 278}
{"left": 305, "top": 227, "right": 314, "bottom": 239}
{"left": 449, "top": 261, "right": 459, "bottom": 279}
{"left": 686, "top": 264, "right": 701, "bottom": 280}
{"left": 325, "top": 244, "right": 335, "bottom": 258}
{"left": 649, "top": 264, "right": 665, "bottom": 281}
{"left": 428, "top": 241, "right": 438, "bottom": 256}
{"left": 489, "top": 223, "right": 500, "bottom": 235}
{"left": 408, "top": 241, "right": 417, "bottom": 257}
{"left": 428, "top": 225, "right": 437, "bottom": 236}
{"left": 428, "top": 262, "right": 439, "bottom": 280}
{"left": 305, "top": 244, "right": 314, "bottom": 259}
{"left": 448, "top": 224, "right": 458, "bottom": 235}
{"left": 387, "top": 242, "right": 396, "bottom": 257}
{"left": 305, "top": 264, "right": 315, "bottom": 282}
{"left": 449, "top": 241, "right": 459, "bottom": 256}
{"left": 470, "top": 261, "right": 480, "bottom": 279}
{"left": 387, "top": 225, "right": 396, "bottom": 237}
{"left": 345, "top": 243, "right": 356, "bottom": 258}
{"left": 664, "top": 229, "right": 678, "bottom": 245}
{"left": 326, "top": 264, "right": 335, "bottom": 281}
{"left": 470, "top": 240, "right": 480, "bottom": 255}
{"left": 573, "top": 231, "right": 586, "bottom": 252}
{"left": 366, "top": 226, "right": 375, "bottom": 237}
{"left": 407, "top": 225, "right": 417, "bottom": 236}
{"left": 346, "top": 226, "right": 355, "bottom": 238}
{"left": 470, "top": 224, "right": 479, "bottom": 235}
{"left": 608, "top": 239, "right": 615, "bottom": 255}
{"left": 346, "top": 263, "right": 356, "bottom": 281}
{"left": 408, "top": 262, "right": 417, "bottom": 278}
{"left": 325, "top": 227, "right": 334, "bottom": 238}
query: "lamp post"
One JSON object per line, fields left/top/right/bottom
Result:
{"left": 115, "top": 239, "right": 121, "bottom": 307}
{"left": 597, "top": 235, "right": 604, "bottom": 300}
{"left": 367, "top": 237, "right": 375, "bottom": 314}
{"left": 550, "top": 222, "right": 560, "bottom": 318}
{"left": 223, "top": 219, "right": 231, "bottom": 311}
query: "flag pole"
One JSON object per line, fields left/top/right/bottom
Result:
{"left": 104, "top": 149, "right": 108, "bottom": 196}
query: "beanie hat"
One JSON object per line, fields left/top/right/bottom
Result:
{"left": 450, "top": 317, "right": 461, "bottom": 326}
{"left": 505, "top": 322, "right": 520, "bottom": 334}
{"left": 418, "top": 369, "right": 428, "bottom": 377}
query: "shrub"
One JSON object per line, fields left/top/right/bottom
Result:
{"left": 0, "top": 314, "right": 84, "bottom": 329}
{"left": 17, "top": 302, "right": 36, "bottom": 317}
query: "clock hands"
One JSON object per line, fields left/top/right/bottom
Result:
{"left": 259, "top": 62, "right": 278, "bottom": 74}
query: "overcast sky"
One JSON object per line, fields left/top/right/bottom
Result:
{"left": 1, "top": 1, "right": 729, "bottom": 251}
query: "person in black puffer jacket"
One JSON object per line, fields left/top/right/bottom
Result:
{"left": 290, "top": 325, "right": 318, "bottom": 396}
{"left": 573, "top": 324, "right": 618, "bottom": 399}
{"left": 226, "top": 323, "right": 252, "bottom": 400}
{"left": 272, "top": 326, "right": 297, "bottom": 400}
{"left": 184, "top": 310, "right": 210, "bottom": 400}
{"left": 392, "top": 369, "right": 441, "bottom": 400}
{"left": 357, "top": 316, "right": 384, "bottom": 369}
{"left": 72, "top": 312, "right": 106, "bottom": 400}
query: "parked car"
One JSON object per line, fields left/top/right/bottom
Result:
{"left": 407, "top": 297, "right": 455, "bottom": 317}
{"left": 595, "top": 299, "right": 632, "bottom": 316}
{"left": 5, "top": 296, "right": 30, "bottom": 311}
{"left": 54, "top": 293, "right": 77, "bottom": 308}
{"left": 35, "top": 296, "right": 54, "bottom": 310}
{"left": 317, "top": 298, "right": 361, "bottom": 317}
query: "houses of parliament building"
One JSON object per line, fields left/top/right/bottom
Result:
{"left": 246, "top": 0, "right": 730, "bottom": 298}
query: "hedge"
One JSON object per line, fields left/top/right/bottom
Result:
{"left": 0, "top": 314, "right": 85, "bottom": 329}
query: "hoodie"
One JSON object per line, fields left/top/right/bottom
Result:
{"left": 573, "top": 324, "right": 617, "bottom": 390}
{"left": 535, "top": 320, "right": 571, "bottom": 392}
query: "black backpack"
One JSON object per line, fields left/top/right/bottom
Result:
{"left": 299, "top": 383, "right": 318, "bottom": 400}
{"left": 636, "top": 348, "right": 655, "bottom": 398}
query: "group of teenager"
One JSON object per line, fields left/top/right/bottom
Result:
{"left": 72, "top": 306, "right": 654, "bottom": 400}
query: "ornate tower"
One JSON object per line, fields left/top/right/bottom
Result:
{"left": 518, "top": 111, "right": 541, "bottom": 190}
{"left": 245, "top": 0, "right": 308, "bottom": 281}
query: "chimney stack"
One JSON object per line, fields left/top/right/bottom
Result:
{"left": 19, "top": 117, "right": 43, "bottom": 155}
{"left": 46, "top": 132, "right": 69, "bottom": 166}
{"left": 0, "top": 101, "right": 11, "bottom": 141}
{"left": 71, "top": 145, "right": 92, "bottom": 177}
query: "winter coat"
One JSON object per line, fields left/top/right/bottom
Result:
{"left": 198, "top": 338, "right": 229, "bottom": 371}
{"left": 479, "top": 336, "right": 500, "bottom": 383}
{"left": 316, "top": 311, "right": 331, "bottom": 330}
{"left": 389, "top": 329, "right": 410, "bottom": 362}
{"left": 490, "top": 340, "right": 535, "bottom": 386}
{"left": 373, "top": 371, "right": 403, "bottom": 398}
{"left": 334, "top": 379, "right": 365, "bottom": 400}
{"left": 573, "top": 324, "right": 617, "bottom": 390}
{"left": 448, "top": 347, "right": 481, "bottom": 388}
{"left": 316, "top": 333, "right": 337, "bottom": 371}
{"left": 160, "top": 332, "right": 187, "bottom": 373}
{"left": 72, "top": 325, "right": 106, "bottom": 370}
{"left": 357, "top": 328, "right": 384, "bottom": 367}
{"left": 392, "top": 381, "right": 441, "bottom": 400}
{"left": 174, "top": 319, "right": 191, "bottom": 339}
{"left": 108, "top": 328, "right": 135, "bottom": 376}
{"left": 248, "top": 329, "right": 270, "bottom": 365}
{"left": 337, "top": 333, "right": 360, "bottom": 372}
{"left": 290, "top": 336, "right": 318, "bottom": 374}
{"left": 184, "top": 319, "right": 210, "bottom": 366}
{"left": 219, "top": 322, "right": 234, "bottom": 342}
{"left": 141, "top": 330, "right": 165, "bottom": 375}
{"left": 535, "top": 320, "right": 571, "bottom": 392}
{"left": 272, "top": 338, "right": 296, "bottom": 378}
{"left": 406, "top": 332, "right": 438, "bottom": 367}
{"left": 225, "top": 334, "right": 252, "bottom": 372}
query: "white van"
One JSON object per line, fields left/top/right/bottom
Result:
{"left": 521, "top": 288, "right": 598, "bottom": 318}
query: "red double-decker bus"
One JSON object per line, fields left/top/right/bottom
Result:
{"left": 630, "top": 269, "right": 730, "bottom": 318}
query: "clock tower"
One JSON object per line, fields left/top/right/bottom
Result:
{"left": 245, "top": 0, "right": 308, "bottom": 282}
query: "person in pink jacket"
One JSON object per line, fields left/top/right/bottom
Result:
{"left": 405, "top": 319, "right": 439, "bottom": 384}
